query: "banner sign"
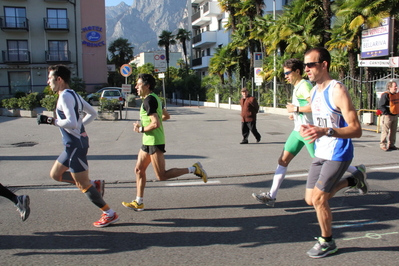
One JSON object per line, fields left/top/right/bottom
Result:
{"left": 361, "top": 18, "right": 390, "bottom": 58}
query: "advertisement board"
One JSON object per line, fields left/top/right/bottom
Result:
{"left": 361, "top": 18, "right": 390, "bottom": 58}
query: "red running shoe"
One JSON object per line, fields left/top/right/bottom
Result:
{"left": 93, "top": 213, "right": 119, "bottom": 228}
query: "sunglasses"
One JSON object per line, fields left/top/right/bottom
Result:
{"left": 283, "top": 70, "right": 292, "bottom": 75}
{"left": 304, "top": 62, "right": 322, "bottom": 68}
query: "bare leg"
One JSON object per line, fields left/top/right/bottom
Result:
{"left": 150, "top": 149, "right": 189, "bottom": 181}
{"left": 135, "top": 149, "right": 152, "bottom": 198}
{"left": 311, "top": 187, "right": 332, "bottom": 237}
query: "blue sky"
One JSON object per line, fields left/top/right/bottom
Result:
{"left": 105, "top": 0, "right": 133, "bottom": 7}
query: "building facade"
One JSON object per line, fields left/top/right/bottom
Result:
{"left": 188, "top": 0, "right": 287, "bottom": 77}
{"left": 0, "top": 0, "right": 107, "bottom": 99}
{"left": 131, "top": 51, "right": 183, "bottom": 73}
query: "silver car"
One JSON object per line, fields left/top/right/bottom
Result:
{"left": 100, "top": 89, "right": 125, "bottom": 107}
{"left": 87, "top": 87, "right": 125, "bottom": 105}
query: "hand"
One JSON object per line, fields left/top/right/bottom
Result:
{"left": 376, "top": 109, "right": 382, "bottom": 116}
{"left": 286, "top": 102, "right": 297, "bottom": 113}
{"left": 37, "top": 114, "right": 54, "bottom": 125}
{"left": 133, "top": 121, "right": 140, "bottom": 133}
{"left": 300, "top": 124, "right": 324, "bottom": 144}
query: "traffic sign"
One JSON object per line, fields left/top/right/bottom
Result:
{"left": 120, "top": 64, "right": 132, "bottom": 77}
{"left": 121, "top": 84, "right": 131, "bottom": 94}
{"left": 254, "top": 52, "right": 263, "bottom": 68}
{"left": 358, "top": 59, "right": 389, "bottom": 67}
{"left": 254, "top": 68, "right": 263, "bottom": 83}
{"left": 389, "top": 57, "right": 399, "bottom": 68}
{"left": 154, "top": 51, "right": 166, "bottom": 73}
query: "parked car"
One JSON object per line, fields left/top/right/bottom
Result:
{"left": 87, "top": 87, "right": 125, "bottom": 105}
{"left": 100, "top": 89, "right": 125, "bottom": 109}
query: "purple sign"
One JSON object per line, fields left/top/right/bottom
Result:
{"left": 361, "top": 18, "right": 390, "bottom": 58}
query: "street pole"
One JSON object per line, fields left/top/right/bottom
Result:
{"left": 162, "top": 76, "right": 166, "bottom": 107}
{"left": 390, "top": 16, "right": 395, "bottom": 78}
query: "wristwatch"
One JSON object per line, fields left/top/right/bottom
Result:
{"left": 327, "top": 128, "right": 335, "bottom": 137}
{"left": 139, "top": 126, "right": 144, "bottom": 133}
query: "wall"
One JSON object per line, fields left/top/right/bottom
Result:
{"left": 80, "top": 0, "right": 108, "bottom": 92}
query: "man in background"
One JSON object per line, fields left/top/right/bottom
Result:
{"left": 240, "top": 87, "right": 261, "bottom": 144}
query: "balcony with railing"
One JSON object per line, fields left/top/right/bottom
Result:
{"left": 0, "top": 16, "right": 29, "bottom": 31}
{"left": 2, "top": 50, "right": 30, "bottom": 64}
{"left": 203, "top": 2, "right": 221, "bottom": 17}
{"left": 44, "top": 18, "right": 69, "bottom": 31}
{"left": 192, "top": 56, "right": 211, "bottom": 69}
{"left": 45, "top": 50, "right": 71, "bottom": 63}
{"left": 191, "top": 9, "right": 211, "bottom": 26}
{"left": 192, "top": 31, "right": 216, "bottom": 48}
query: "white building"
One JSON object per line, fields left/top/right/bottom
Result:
{"left": 188, "top": 0, "right": 288, "bottom": 77}
{"left": 131, "top": 51, "right": 183, "bottom": 73}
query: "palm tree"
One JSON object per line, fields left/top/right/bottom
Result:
{"left": 209, "top": 45, "right": 238, "bottom": 85}
{"left": 158, "top": 30, "right": 176, "bottom": 85}
{"left": 175, "top": 28, "right": 191, "bottom": 75}
{"left": 330, "top": 0, "right": 399, "bottom": 78}
{"left": 263, "top": 0, "right": 324, "bottom": 57}
{"left": 235, "top": 0, "right": 265, "bottom": 80}
{"left": 108, "top": 37, "right": 134, "bottom": 69}
{"left": 218, "top": 0, "right": 241, "bottom": 31}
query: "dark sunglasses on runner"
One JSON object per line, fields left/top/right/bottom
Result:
{"left": 303, "top": 62, "right": 322, "bottom": 68}
{"left": 283, "top": 70, "right": 292, "bottom": 75}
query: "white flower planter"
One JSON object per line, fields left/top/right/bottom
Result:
{"left": 20, "top": 110, "right": 37, "bottom": 118}
{"left": 97, "top": 111, "right": 119, "bottom": 120}
{"left": 2, "top": 108, "right": 20, "bottom": 117}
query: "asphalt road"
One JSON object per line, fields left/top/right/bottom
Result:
{"left": 1, "top": 105, "right": 398, "bottom": 265}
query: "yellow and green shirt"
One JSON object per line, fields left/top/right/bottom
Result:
{"left": 140, "top": 92, "right": 165, "bottom": 145}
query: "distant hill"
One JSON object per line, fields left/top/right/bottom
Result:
{"left": 105, "top": 0, "right": 188, "bottom": 55}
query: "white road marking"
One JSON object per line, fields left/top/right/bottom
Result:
{"left": 47, "top": 188, "right": 78, "bottom": 191}
{"left": 285, "top": 173, "right": 308, "bottom": 178}
{"left": 166, "top": 180, "right": 220, "bottom": 186}
{"left": 370, "top": 166, "right": 399, "bottom": 170}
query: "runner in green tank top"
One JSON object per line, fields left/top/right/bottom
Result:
{"left": 122, "top": 73, "right": 208, "bottom": 212}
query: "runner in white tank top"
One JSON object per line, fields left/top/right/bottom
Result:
{"left": 311, "top": 79, "right": 353, "bottom": 161}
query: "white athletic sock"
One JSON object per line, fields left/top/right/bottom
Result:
{"left": 136, "top": 197, "right": 143, "bottom": 204}
{"left": 188, "top": 166, "right": 196, "bottom": 173}
{"left": 346, "top": 165, "right": 357, "bottom": 174}
{"left": 104, "top": 208, "right": 115, "bottom": 217}
{"left": 269, "top": 165, "right": 287, "bottom": 199}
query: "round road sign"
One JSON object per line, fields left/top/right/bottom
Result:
{"left": 120, "top": 64, "right": 132, "bottom": 77}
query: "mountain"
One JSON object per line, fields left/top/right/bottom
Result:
{"left": 105, "top": 0, "right": 188, "bottom": 55}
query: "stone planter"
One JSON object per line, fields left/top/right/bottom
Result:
{"left": 20, "top": 110, "right": 37, "bottom": 118}
{"left": 2, "top": 108, "right": 20, "bottom": 117}
{"left": 97, "top": 111, "right": 119, "bottom": 120}
{"left": 42, "top": 110, "right": 56, "bottom": 117}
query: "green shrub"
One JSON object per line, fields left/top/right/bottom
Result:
{"left": 40, "top": 95, "right": 58, "bottom": 111}
{"left": 2, "top": 98, "right": 19, "bottom": 109}
{"left": 18, "top": 93, "right": 39, "bottom": 110}
{"left": 70, "top": 77, "right": 86, "bottom": 93}
{"left": 100, "top": 98, "right": 120, "bottom": 113}
{"left": 43, "top": 86, "right": 55, "bottom": 96}
{"left": 14, "top": 91, "right": 27, "bottom": 99}
{"left": 91, "top": 93, "right": 100, "bottom": 101}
